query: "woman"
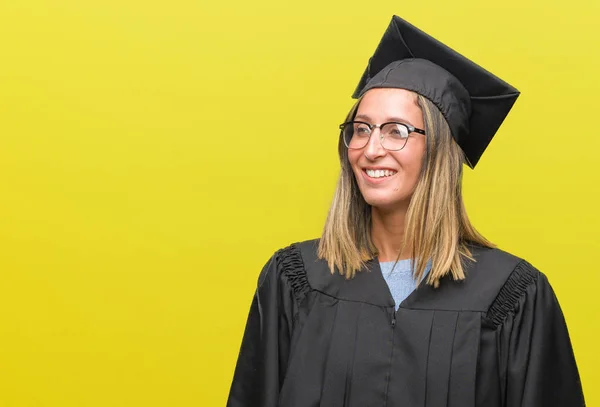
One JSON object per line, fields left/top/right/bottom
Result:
{"left": 227, "top": 16, "right": 585, "bottom": 407}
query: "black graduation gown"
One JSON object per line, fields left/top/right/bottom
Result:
{"left": 227, "top": 239, "right": 585, "bottom": 407}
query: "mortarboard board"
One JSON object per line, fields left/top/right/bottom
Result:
{"left": 352, "top": 15, "right": 520, "bottom": 168}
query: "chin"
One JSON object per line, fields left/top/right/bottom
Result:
{"left": 362, "top": 193, "right": 411, "bottom": 211}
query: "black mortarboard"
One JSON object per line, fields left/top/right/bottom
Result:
{"left": 352, "top": 15, "right": 520, "bottom": 168}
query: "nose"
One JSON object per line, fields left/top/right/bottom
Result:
{"left": 363, "top": 127, "right": 386, "bottom": 160}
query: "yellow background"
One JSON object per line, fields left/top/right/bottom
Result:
{"left": 0, "top": 0, "right": 598, "bottom": 405}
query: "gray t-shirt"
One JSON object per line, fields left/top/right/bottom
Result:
{"left": 380, "top": 259, "right": 431, "bottom": 310}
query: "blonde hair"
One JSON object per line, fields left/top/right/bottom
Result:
{"left": 318, "top": 93, "right": 494, "bottom": 287}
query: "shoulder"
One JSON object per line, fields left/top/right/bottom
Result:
{"left": 271, "top": 238, "right": 321, "bottom": 278}
{"left": 275, "top": 238, "right": 330, "bottom": 282}
{"left": 263, "top": 238, "right": 350, "bottom": 298}
{"left": 256, "top": 239, "right": 321, "bottom": 303}
{"left": 414, "top": 244, "right": 541, "bottom": 312}
{"left": 466, "top": 244, "right": 530, "bottom": 285}
{"left": 267, "top": 238, "right": 326, "bottom": 278}
{"left": 462, "top": 244, "right": 542, "bottom": 314}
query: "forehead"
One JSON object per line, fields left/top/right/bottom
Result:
{"left": 359, "top": 87, "right": 418, "bottom": 106}
{"left": 356, "top": 88, "right": 422, "bottom": 122}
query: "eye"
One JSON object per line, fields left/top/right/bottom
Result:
{"left": 354, "top": 123, "right": 371, "bottom": 136}
{"left": 385, "top": 124, "right": 409, "bottom": 139}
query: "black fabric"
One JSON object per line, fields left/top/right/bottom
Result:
{"left": 277, "top": 245, "right": 311, "bottom": 311}
{"left": 352, "top": 16, "right": 520, "bottom": 168}
{"left": 227, "top": 245, "right": 307, "bottom": 407}
{"left": 486, "top": 260, "right": 537, "bottom": 328}
{"left": 494, "top": 262, "right": 585, "bottom": 406}
{"left": 227, "top": 240, "right": 585, "bottom": 406}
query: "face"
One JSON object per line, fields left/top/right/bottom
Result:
{"left": 347, "top": 88, "right": 426, "bottom": 211}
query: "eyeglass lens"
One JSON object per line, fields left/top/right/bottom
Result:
{"left": 343, "top": 122, "right": 409, "bottom": 151}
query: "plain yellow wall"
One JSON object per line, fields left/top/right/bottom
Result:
{"left": 1, "top": 0, "right": 598, "bottom": 405}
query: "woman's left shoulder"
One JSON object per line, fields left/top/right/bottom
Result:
{"left": 457, "top": 244, "right": 546, "bottom": 313}
{"left": 470, "top": 246, "right": 586, "bottom": 406}
{"left": 467, "top": 244, "right": 542, "bottom": 284}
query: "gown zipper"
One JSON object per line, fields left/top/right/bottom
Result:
{"left": 383, "top": 307, "right": 396, "bottom": 407}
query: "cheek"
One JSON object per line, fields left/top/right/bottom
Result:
{"left": 394, "top": 151, "right": 423, "bottom": 173}
{"left": 347, "top": 150, "right": 361, "bottom": 169}
{"left": 405, "top": 141, "right": 426, "bottom": 170}
{"left": 394, "top": 149, "right": 425, "bottom": 185}
{"left": 407, "top": 154, "right": 424, "bottom": 174}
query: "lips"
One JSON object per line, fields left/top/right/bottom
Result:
{"left": 360, "top": 167, "right": 399, "bottom": 184}
{"left": 365, "top": 168, "right": 397, "bottom": 178}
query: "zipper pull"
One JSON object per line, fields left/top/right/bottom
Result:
{"left": 391, "top": 313, "right": 396, "bottom": 327}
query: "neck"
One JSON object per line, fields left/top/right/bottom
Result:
{"left": 371, "top": 205, "right": 412, "bottom": 262}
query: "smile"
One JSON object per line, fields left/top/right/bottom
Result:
{"left": 365, "top": 169, "right": 397, "bottom": 178}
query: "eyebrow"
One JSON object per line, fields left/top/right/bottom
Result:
{"left": 354, "top": 114, "right": 416, "bottom": 127}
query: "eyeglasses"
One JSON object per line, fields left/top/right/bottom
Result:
{"left": 339, "top": 121, "right": 426, "bottom": 151}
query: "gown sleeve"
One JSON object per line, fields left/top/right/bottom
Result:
{"left": 226, "top": 245, "right": 309, "bottom": 407}
{"left": 491, "top": 260, "right": 586, "bottom": 406}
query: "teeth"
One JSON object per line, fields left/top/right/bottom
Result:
{"left": 366, "top": 169, "right": 397, "bottom": 178}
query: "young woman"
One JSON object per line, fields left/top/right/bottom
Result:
{"left": 227, "top": 16, "right": 585, "bottom": 407}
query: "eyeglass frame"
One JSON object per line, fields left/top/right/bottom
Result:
{"left": 338, "top": 120, "right": 426, "bottom": 151}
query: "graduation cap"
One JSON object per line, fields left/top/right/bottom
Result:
{"left": 352, "top": 15, "right": 520, "bottom": 168}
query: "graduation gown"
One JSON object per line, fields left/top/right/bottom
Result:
{"left": 227, "top": 239, "right": 585, "bottom": 407}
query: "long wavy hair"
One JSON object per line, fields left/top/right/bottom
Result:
{"left": 317, "top": 92, "right": 494, "bottom": 287}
